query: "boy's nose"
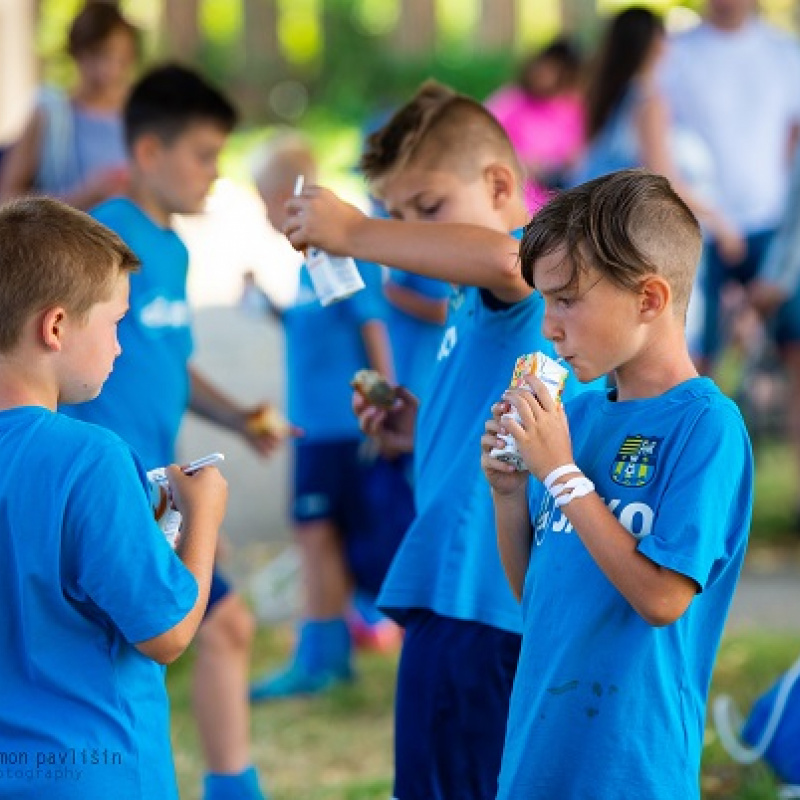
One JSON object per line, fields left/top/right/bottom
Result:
{"left": 542, "top": 308, "right": 561, "bottom": 342}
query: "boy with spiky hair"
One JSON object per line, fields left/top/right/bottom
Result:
{"left": 281, "top": 80, "right": 595, "bottom": 800}
{"left": 0, "top": 197, "right": 227, "bottom": 799}
{"left": 482, "top": 170, "right": 753, "bottom": 798}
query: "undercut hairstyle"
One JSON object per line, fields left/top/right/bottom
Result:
{"left": 0, "top": 198, "right": 139, "bottom": 352}
{"left": 520, "top": 169, "right": 702, "bottom": 315}
{"left": 124, "top": 64, "right": 238, "bottom": 150}
{"left": 68, "top": 2, "right": 140, "bottom": 59}
{"left": 360, "top": 80, "right": 522, "bottom": 194}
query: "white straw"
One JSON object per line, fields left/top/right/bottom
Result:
{"left": 294, "top": 175, "right": 305, "bottom": 196}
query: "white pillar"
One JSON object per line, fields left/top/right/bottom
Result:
{"left": 0, "top": 0, "right": 36, "bottom": 146}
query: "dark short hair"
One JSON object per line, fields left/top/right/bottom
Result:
{"left": 360, "top": 80, "right": 521, "bottom": 193}
{"left": 521, "top": 169, "right": 702, "bottom": 313}
{"left": 68, "top": 2, "right": 139, "bottom": 59}
{"left": 0, "top": 198, "right": 139, "bottom": 352}
{"left": 123, "top": 63, "right": 238, "bottom": 149}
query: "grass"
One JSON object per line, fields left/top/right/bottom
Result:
{"left": 167, "top": 626, "right": 800, "bottom": 800}
{"left": 169, "top": 626, "right": 396, "bottom": 799}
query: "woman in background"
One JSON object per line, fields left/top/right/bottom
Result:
{"left": 487, "top": 37, "right": 585, "bottom": 211}
{"left": 571, "top": 7, "right": 743, "bottom": 357}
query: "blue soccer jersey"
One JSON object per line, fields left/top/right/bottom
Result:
{"left": 384, "top": 269, "right": 451, "bottom": 399}
{"left": 378, "top": 231, "right": 593, "bottom": 633}
{"left": 284, "top": 259, "right": 387, "bottom": 441}
{"left": 62, "top": 198, "right": 193, "bottom": 469}
{"left": 497, "top": 377, "right": 753, "bottom": 799}
{"left": 0, "top": 408, "right": 197, "bottom": 798}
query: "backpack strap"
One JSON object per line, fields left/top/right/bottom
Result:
{"left": 713, "top": 652, "right": 800, "bottom": 764}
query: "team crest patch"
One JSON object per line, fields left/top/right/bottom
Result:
{"left": 610, "top": 435, "right": 662, "bottom": 487}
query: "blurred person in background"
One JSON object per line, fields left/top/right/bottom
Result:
{"left": 486, "top": 37, "right": 585, "bottom": 212}
{"left": 749, "top": 144, "right": 800, "bottom": 533}
{"left": 250, "top": 133, "right": 410, "bottom": 699}
{"left": 660, "top": 0, "right": 800, "bottom": 375}
{"left": 0, "top": 1, "right": 136, "bottom": 208}
{"left": 570, "top": 7, "right": 743, "bottom": 358}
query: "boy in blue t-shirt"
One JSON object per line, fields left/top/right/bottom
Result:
{"left": 481, "top": 170, "right": 753, "bottom": 799}
{"left": 248, "top": 133, "right": 409, "bottom": 697}
{"left": 0, "top": 197, "right": 227, "bottom": 799}
{"left": 283, "top": 81, "right": 594, "bottom": 800}
{"left": 61, "top": 66, "right": 271, "bottom": 800}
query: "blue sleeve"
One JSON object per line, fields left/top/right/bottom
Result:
{"left": 65, "top": 441, "right": 198, "bottom": 644}
{"left": 347, "top": 259, "right": 387, "bottom": 324}
{"left": 636, "top": 405, "right": 753, "bottom": 590}
{"left": 388, "top": 270, "right": 452, "bottom": 300}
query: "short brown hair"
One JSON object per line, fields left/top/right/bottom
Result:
{"left": 521, "top": 169, "right": 702, "bottom": 314}
{"left": 0, "top": 198, "right": 139, "bottom": 352}
{"left": 68, "top": 2, "right": 139, "bottom": 59}
{"left": 360, "top": 80, "right": 522, "bottom": 195}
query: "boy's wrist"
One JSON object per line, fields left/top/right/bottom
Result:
{"left": 492, "top": 481, "right": 528, "bottom": 501}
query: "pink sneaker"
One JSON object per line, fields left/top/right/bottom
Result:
{"left": 348, "top": 616, "right": 403, "bottom": 654}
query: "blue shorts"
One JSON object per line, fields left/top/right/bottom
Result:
{"left": 203, "top": 569, "right": 232, "bottom": 620}
{"left": 292, "top": 440, "right": 414, "bottom": 598}
{"left": 393, "top": 610, "right": 521, "bottom": 800}
{"left": 702, "top": 229, "right": 776, "bottom": 359}
{"left": 292, "top": 439, "right": 364, "bottom": 526}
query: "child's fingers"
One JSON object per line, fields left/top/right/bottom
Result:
{"left": 480, "top": 430, "right": 504, "bottom": 454}
{"left": 500, "top": 410, "right": 526, "bottom": 442}
{"left": 491, "top": 400, "right": 510, "bottom": 420}
{"left": 504, "top": 389, "right": 538, "bottom": 427}
{"left": 480, "top": 451, "right": 517, "bottom": 474}
{"left": 523, "top": 375, "right": 556, "bottom": 411}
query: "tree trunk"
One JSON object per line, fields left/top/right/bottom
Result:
{"left": 391, "top": 0, "right": 436, "bottom": 56}
{"left": 244, "top": 0, "right": 280, "bottom": 70}
{"left": 560, "top": 0, "right": 599, "bottom": 44}
{"left": 478, "top": 0, "right": 516, "bottom": 52}
{"left": 161, "top": 0, "right": 201, "bottom": 60}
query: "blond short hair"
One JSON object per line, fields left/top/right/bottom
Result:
{"left": 0, "top": 198, "right": 139, "bottom": 352}
{"left": 360, "top": 80, "right": 522, "bottom": 195}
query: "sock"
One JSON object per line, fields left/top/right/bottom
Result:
{"left": 295, "top": 618, "right": 351, "bottom": 675}
{"left": 352, "top": 591, "right": 386, "bottom": 626}
{"left": 203, "top": 765, "right": 266, "bottom": 800}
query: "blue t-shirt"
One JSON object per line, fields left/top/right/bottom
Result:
{"left": 62, "top": 198, "right": 193, "bottom": 469}
{"left": 384, "top": 269, "right": 451, "bottom": 399}
{"left": 284, "top": 259, "right": 387, "bottom": 441}
{"left": 0, "top": 408, "right": 197, "bottom": 799}
{"left": 498, "top": 377, "right": 753, "bottom": 799}
{"left": 378, "top": 240, "right": 593, "bottom": 634}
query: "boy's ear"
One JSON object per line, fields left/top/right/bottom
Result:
{"left": 131, "top": 133, "right": 164, "bottom": 171}
{"left": 483, "top": 162, "right": 516, "bottom": 209}
{"left": 638, "top": 275, "right": 671, "bottom": 320}
{"left": 41, "top": 307, "right": 68, "bottom": 352}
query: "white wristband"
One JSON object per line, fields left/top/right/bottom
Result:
{"left": 554, "top": 476, "right": 595, "bottom": 508}
{"left": 543, "top": 463, "right": 581, "bottom": 492}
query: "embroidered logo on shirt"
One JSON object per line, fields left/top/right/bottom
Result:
{"left": 610, "top": 435, "right": 662, "bottom": 488}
